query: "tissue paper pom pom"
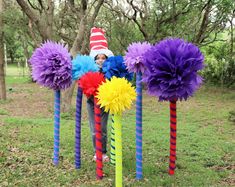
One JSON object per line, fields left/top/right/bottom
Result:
{"left": 143, "top": 38, "right": 204, "bottom": 101}
{"left": 102, "top": 56, "right": 133, "bottom": 81}
{"left": 79, "top": 72, "right": 105, "bottom": 97}
{"left": 72, "top": 55, "right": 99, "bottom": 80}
{"left": 124, "top": 42, "right": 152, "bottom": 73}
{"left": 96, "top": 77, "right": 136, "bottom": 114}
{"left": 29, "top": 41, "right": 72, "bottom": 90}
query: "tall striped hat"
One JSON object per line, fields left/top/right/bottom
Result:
{"left": 89, "top": 27, "right": 114, "bottom": 58}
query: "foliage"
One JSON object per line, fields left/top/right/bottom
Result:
{"left": 2, "top": 0, "right": 235, "bottom": 87}
{"left": 2, "top": 0, "right": 36, "bottom": 73}
{"left": 228, "top": 109, "right": 235, "bottom": 124}
{"left": 201, "top": 40, "right": 235, "bottom": 87}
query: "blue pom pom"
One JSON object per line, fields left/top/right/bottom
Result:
{"left": 72, "top": 55, "right": 99, "bottom": 80}
{"left": 102, "top": 55, "right": 133, "bottom": 81}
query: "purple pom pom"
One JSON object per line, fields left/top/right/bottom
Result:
{"left": 124, "top": 42, "right": 152, "bottom": 73}
{"left": 143, "top": 38, "right": 204, "bottom": 101}
{"left": 30, "top": 41, "right": 72, "bottom": 91}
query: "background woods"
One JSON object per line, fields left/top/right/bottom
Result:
{"left": 0, "top": 0, "right": 234, "bottom": 108}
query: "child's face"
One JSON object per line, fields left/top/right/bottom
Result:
{"left": 95, "top": 54, "right": 107, "bottom": 68}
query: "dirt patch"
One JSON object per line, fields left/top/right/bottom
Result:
{"left": 219, "top": 173, "right": 235, "bottom": 186}
{"left": 2, "top": 83, "right": 53, "bottom": 118}
{"left": 1, "top": 82, "right": 90, "bottom": 121}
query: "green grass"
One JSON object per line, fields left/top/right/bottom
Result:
{"left": 6, "top": 64, "right": 30, "bottom": 77}
{"left": 4, "top": 64, "right": 31, "bottom": 85}
{"left": 0, "top": 109, "right": 9, "bottom": 115}
{"left": 0, "top": 74, "right": 234, "bottom": 186}
{"left": 5, "top": 76, "right": 31, "bottom": 85}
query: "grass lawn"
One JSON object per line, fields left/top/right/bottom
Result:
{"left": 0, "top": 74, "right": 234, "bottom": 186}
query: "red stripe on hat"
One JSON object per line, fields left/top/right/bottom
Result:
{"left": 90, "top": 27, "right": 108, "bottom": 50}
{"left": 90, "top": 35, "right": 106, "bottom": 42}
{"left": 90, "top": 42, "right": 108, "bottom": 50}
{"left": 91, "top": 27, "right": 105, "bottom": 34}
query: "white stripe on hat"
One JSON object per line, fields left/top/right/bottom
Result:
{"left": 90, "top": 40, "right": 108, "bottom": 44}
{"left": 90, "top": 32, "right": 105, "bottom": 37}
{"left": 91, "top": 45, "right": 107, "bottom": 50}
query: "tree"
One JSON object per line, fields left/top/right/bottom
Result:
{"left": 3, "top": 4, "right": 33, "bottom": 64}
{"left": 0, "top": 0, "right": 6, "bottom": 100}
{"left": 16, "top": 0, "right": 105, "bottom": 112}
{"left": 228, "top": 9, "right": 234, "bottom": 55}
{"left": 60, "top": 0, "right": 105, "bottom": 112}
{"left": 16, "top": 0, "right": 54, "bottom": 41}
{"left": 105, "top": 0, "right": 233, "bottom": 46}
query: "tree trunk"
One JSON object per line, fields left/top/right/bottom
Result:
{"left": 21, "top": 37, "right": 32, "bottom": 78}
{"left": 9, "top": 51, "right": 14, "bottom": 64}
{"left": 171, "top": 0, "right": 176, "bottom": 35}
{"left": 229, "top": 12, "right": 234, "bottom": 55}
{"left": 194, "top": 0, "right": 212, "bottom": 44}
{"left": 0, "top": 0, "right": 6, "bottom": 100}
{"left": 46, "top": 0, "right": 54, "bottom": 39}
{"left": 61, "top": 0, "right": 104, "bottom": 112}
{"left": 61, "top": 7, "right": 87, "bottom": 113}
{"left": 16, "top": 0, "right": 54, "bottom": 41}
{"left": 61, "top": 81, "right": 76, "bottom": 112}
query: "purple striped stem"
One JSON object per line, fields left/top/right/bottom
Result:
{"left": 75, "top": 87, "right": 83, "bottom": 169}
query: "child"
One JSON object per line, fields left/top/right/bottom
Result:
{"left": 87, "top": 27, "right": 113, "bottom": 162}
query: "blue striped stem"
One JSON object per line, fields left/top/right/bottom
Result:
{"left": 53, "top": 90, "right": 60, "bottom": 165}
{"left": 136, "top": 72, "right": 143, "bottom": 179}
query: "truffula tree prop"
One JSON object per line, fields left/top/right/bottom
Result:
{"left": 97, "top": 77, "right": 136, "bottom": 187}
{"left": 30, "top": 41, "right": 72, "bottom": 165}
{"left": 143, "top": 38, "right": 204, "bottom": 175}
{"left": 124, "top": 42, "right": 152, "bottom": 179}
{"left": 102, "top": 55, "right": 133, "bottom": 165}
{"left": 72, "top": 55, "right": 99, "bottom": 169}
{"left": 79, "top": 72, "right": 105, "bottom": 179}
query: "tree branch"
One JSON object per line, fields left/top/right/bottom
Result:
{"left": 199, "top": 32, "right": 226, "bottom": 46}
{"left": 16, "top": 0, "right": 53, "bottom": 41}
{"left": 194, "top": 0, "right": 212, "bottom": 44}
{"left": 27, "top": 0, "right": 41, "bottom": 12}
{"left": 38, "top": 0, "right": 44, "bottom": 9}
{"left": 17, "top": 0, "right": 40, "bottom": 24}
{"left": 27, "top": 19, "right": 40, "bottom": 48}
{"left": 89, "top": 0, "right": 104, "bottom": 26}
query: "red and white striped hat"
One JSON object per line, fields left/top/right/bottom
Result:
{"left": 89, "top": 27, "right": 113, "bottom": 58}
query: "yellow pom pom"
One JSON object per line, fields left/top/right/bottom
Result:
{"left": 96, "top": 77, "right": 136, "bottom": 114}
